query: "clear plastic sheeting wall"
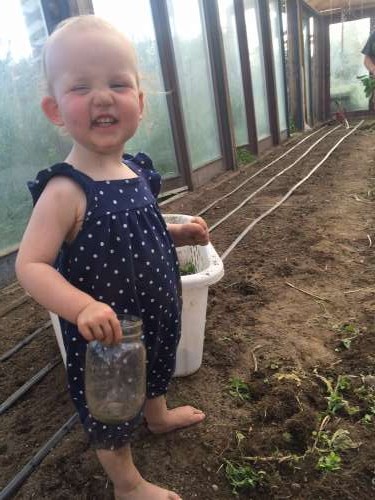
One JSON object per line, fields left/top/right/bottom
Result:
{"left": 218, "top": 0, "right": 248, "bottom": 147}
{"left": 244, "top": 0, "right": 270, "bottom": 140}
{"left": 269, "top": 0, "right": 287, "bottom": 132}
{"left": 330, "top": 18, "right": 370, "bottom": 112}
{"left": 92, "top": 0, "right": 178, "bottom": 178}
{"left": 167, "top": 0, "right": 221, "bottom": 169}
{"left": 0, "top": 0, "right": 69, "bottom": 254}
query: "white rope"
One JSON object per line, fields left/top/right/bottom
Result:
{"left": 209, "top": 125, "right": 341, "bottom": 232}
{"left": 220, "top": 121, "right": 363, "bottom": 261}
{"left": 196, "top": 126, "right": 326, "bottom": 217}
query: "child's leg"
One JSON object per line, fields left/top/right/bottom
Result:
{"left": 96, "top": 444, "right": 181, "bottom": 500}
{"left": 144, "top": 395, "right": 205, "bottom": 434}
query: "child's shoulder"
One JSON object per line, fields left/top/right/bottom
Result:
{"left": 123, "top": 152, "right": 161, "bottom": 198}
{"left": 123, "top": 152, "right": 155, "bottom": 171}
{"left": 28, "top": 163, "right": 91, "bottom": 207}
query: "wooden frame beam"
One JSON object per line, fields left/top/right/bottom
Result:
{"left": 259, "top": 0, "right": 280, "bottom": 145}
{"left": 202, "top": 0, "right": 237, "bottom": 171}
{"left": 234, "top": 0, "right": 258, "bottom": 155}
{"left": 286, "top": 0, "right": 304, "bottom": 130}
{"left": 150, "top": 0, "right": 194, "bottom": 190}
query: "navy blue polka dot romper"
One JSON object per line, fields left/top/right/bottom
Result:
{"left": 28, "top": 153, "right": 182, "bottom": 449}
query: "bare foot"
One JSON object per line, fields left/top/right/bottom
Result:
{"left": 147, "top": 405, "right": 205, "bottom": 434}
{"left": 115, "top": 479, "right": 182, "bottom": 500}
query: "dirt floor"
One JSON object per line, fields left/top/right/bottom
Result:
{"left": 1, "top": 121, "right": 375, "bottom": 499}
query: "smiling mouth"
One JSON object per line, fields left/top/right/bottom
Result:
{"left": 92, "top": 117, "right": 118, "bottom": 127}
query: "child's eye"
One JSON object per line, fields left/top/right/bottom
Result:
{"left": 71, "top": 85, "right": 89, "bottom": 94}
{"left": 111, "top": 83, "right": 130, "bottom": 91}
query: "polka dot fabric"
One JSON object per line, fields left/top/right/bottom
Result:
{"left": 28, "top": 153, "right": 182, "bottom": 449}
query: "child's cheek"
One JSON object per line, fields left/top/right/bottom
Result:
{"left": 62, "top": 95, "right": 87, "bottom": 122}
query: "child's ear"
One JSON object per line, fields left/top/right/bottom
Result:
{"left": 41, "top": 96, "right": 64, "bottom": 126}
{"left": 138, "top": 91, "right": 144, "bottom": 119}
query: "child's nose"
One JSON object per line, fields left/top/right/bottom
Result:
{"left": 92, "top": 88, "right": 114, "bottom": 106}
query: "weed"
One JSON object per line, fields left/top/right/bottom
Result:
{"left": 236, "top": 147, "right": 255, "bottom": 167}
{"left": 317, "top": 451, "right": 342, "bottom": 472}
{"left": 362, "top": 414, "right": 373, "bottom": 425}
{"left": 355, "top": 384, "right": 375, "bottom": 424}
{"left": 235, "top": 431, "right": 246, "bottom": 449}
{"left": 314, "top": 429, "right": 360, "bottom": 453}
{"left": 224, "top": 460, "right": 265, "bottom": 495}
{"left": 315, "top": 372, "right": 359, "bottom": 416}
{"left": 333, "top": 322, "right": 360, "bottom": 351}
{"left": 289, "top": 117, "right": 296, "bottom": 133}
{"left": 229, "top": 378, "right": 251, "bottom": 401}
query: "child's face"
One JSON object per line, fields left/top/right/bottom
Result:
{"left": 43, "top": 28, "right": 143, "bottom": 156}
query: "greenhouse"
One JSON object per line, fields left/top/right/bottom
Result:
{"left": 1, "top": 0, "right": 375, "bottom": 498}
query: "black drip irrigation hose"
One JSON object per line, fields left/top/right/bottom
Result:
{"left": 0, "top": 413, "right": 79, "bottom": 500}
{"left": 0, "top": 358, "right": 62, "bottom": 415}
{"left": 0, "top": 321, "right": 52, "bottom": 362}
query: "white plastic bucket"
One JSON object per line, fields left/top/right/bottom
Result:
{"left": 49, "top": 213, "right": 224, "bottom": 377}
{"left": 163, "top": 214, "right": 224, "bottom": 376}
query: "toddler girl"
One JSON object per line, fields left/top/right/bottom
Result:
{"left": 16, "top": 15, "right": 209, "bottom": 500}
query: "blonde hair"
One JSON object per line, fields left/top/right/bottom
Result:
{"left": 42, "top": 15, "right": 140, "bottom": 94}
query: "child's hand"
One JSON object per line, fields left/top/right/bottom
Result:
{"left": 187, "top": 216, "right": 209, "bottom": 245}
{"left": 76, "top": 302, "right": 123, "bottom": 345}
{"left": 169, "top": 216, "right": 209, "bottom": 247}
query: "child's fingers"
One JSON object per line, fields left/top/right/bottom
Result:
{"left": 90, "top": 324, "right": 105, "bottom": 342}
{"left": 78, "top": 323, "right": 95, "bottom": 342}
{"left": 109, "top": 316, "right": 123, "bottom": 344}
{"left": 100, "top": 320, "right": 115, "bottom": 345}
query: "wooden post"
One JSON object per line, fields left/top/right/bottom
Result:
{"left": 202, "top": 0, "right": 237, "bottom": 171}
{"left": 234, "top": 0, "right": 258, "bottom": 155}
{"left": 150, "top": 0, "right": 194, "bottom": 190}
{"left": 259, "top": 0, "right": 280, "bottom": 145}
{"left": 286, "top": 0, "right": 304, "bottom": 130}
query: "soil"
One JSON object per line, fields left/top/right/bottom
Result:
{"left": 1, "top": 121, "right": 375, "bottom": 500}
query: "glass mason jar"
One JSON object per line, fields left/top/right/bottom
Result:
{"left": 85, "top": 314, "right": 146, "bottom": 424}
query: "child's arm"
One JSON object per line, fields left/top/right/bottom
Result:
{"left": 16, "top": 177, "right": 122, "bottom": 344}
{"left": 167, "top": 216, "right": 209, "bottom": 247}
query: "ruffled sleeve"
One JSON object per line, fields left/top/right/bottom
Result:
{"left": 28, "top": 163, "right": 93, "bottom": 206}
{"left": 123, "top": 152, "right": 162, "bottom": 198}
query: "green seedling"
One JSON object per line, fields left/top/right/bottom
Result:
{"left": 315, "top": 429, "right": 360, "bottom": 453}
{"left": 333, "top": 323, "right": 359, "bottom": 351}
{"left": 179, "top": 262, "right": 197, "bottom": 276}
{"left": 223, "top": 460, "right": 265, "bottom": 495}
{"left": 315, "top": 373, "right": 359, "bottom": 416}
{"left": 362, "top": 414, "right": 373, "bottom": 425}
{"left": 317, "top": 451, "right": 342, "bottom": 472}
{"left": 229, "top": 378, "right": 251, "bottom": 401}
{"left": 355, "top": 384, "right": 375, "bottom": 424}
